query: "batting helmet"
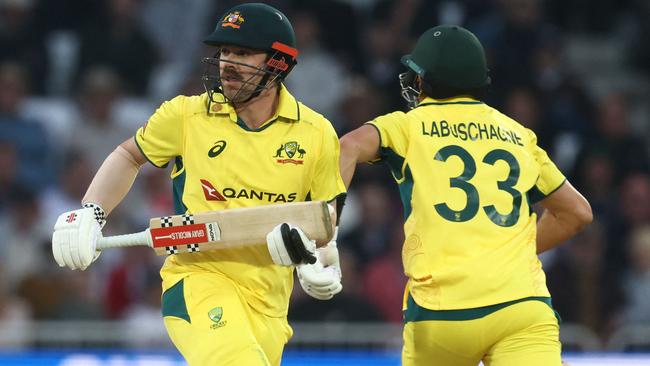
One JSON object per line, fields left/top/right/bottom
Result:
{"left": 400, "top": 25, "right": 490, "bottom": 108}
{"left": 201, "top": 3, "right": 298, "bottom": 105}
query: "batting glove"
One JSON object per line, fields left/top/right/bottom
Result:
{"left": 52, "top": 203, "right": 105, "bottom": 270}
{"left": 296, "top": 228, "right": 342, "bottom": 300}
{"left": 266, "top": 223, "right": 317, "bottom": 266}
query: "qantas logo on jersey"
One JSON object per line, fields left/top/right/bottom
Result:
{"left": 199, "top": 179, "right": 297, "bottom": 203}
{"left": 200, "top": 179, "right": 227, "bottom": 201}
{"left": 273, "top": 141, "right": 306, "bottom": 165}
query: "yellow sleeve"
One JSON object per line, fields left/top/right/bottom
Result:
{"left": 528, "top": 129, "right": 566, "bottom": 203}
{"left": 134, "top": 96, "right": 186, "bottom": 168}
{"left": 309, "top": 122, "right": 346, "bottom": 202}
{"left": 367, "top": 111, "right": 409, "bottom": 158}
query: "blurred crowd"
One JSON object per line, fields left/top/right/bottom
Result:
{"left": 1, "top": 0, "right": 649, "bottom": 350}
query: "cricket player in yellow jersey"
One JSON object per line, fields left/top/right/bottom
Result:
{"left": 340, "top": 25, "right": 593, "bottom": 366}
{"left": 51, "top": 3, "right": 346, "bottom": 365}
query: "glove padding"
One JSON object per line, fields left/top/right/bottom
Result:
{"left": 267, "top": 223, "right": 317, "bottom": 266}
{"left": 296, "top": 239, "right": 342, "bottom": 300}
{"left": 52, "top": 207, "right": 102, "bottom": 270}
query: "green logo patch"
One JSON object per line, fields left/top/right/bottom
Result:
{"left": 284, "top": 141, "right": 298, "bottom": 158}
{"left": 208, "top": 307, "right": 223, "bottom": 323}
{"left": 208, "top": 307, "right": 227, "bottom": 329}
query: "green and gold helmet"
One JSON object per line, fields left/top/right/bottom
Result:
{"left": 400, "top": 25, "right": 490, "bottom": 108}
{"left": 201, "top": 3, "right": 298, "bottom": 105}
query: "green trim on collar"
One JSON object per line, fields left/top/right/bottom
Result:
{"left": 419, "top": 101, "right": 483, "bottom": 106}
{"left": 417, "top": 96, "right": 483, "bottom": 107}
{"left": 236, "top": 116, "right": 279, "bottom": 132}
{"left": 206, "top": 84, "right": 300, "bottom": 122}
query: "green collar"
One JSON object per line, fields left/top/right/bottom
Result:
{"left": 417, "top": 96, "right": 483, "bottom": 106}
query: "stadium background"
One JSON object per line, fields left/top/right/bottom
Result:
{"left": 1, "top": 0, "right": 649, "bottom": 364}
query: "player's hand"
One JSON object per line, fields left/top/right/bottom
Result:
{"left": 266, "top": 223, "right": 317, "bottom": 266}
{"left": 296, "top": 229, "right": 342, "bottom": 300}
{"left": 52, "top": 205, "right": 104, "bottom": 270}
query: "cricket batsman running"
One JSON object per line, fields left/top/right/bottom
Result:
{"left": 51, "top": 3, "right": 346, "bottom": 365}
{"left": 339, "top": 25, "right": 593, "bottom": 365}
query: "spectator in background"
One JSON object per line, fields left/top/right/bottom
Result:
{"left": 284, "top": 9, "right": 349, "bottom": 121}
{"left": 51, "top": 270, "right": 103, "bottom": 321}
{"left": 341, "top": 182, "right": 400, "bottom": 267}
{"left": 574, "top": 152, "right": 617, "bottom": 227}
{"left": 627, "top": 0, "right": 650, "bottom": 76}
{"left": 70, "top": 66, "right": 132, "bottom": 169}
{"left": 590, "top": 92, "right": 649, "bottom": 180}
{"left": 0, "top": 0, "right": 48, "bottom": 95}
{"left": 0, "top": 267, "right": 30, "bottom": 348}
{"left": 0, "top": 142, "right": 17, "bottom": 214}
{"left": 546, "top": 221, "right": 625, "bottom": 341}
{"left": 104, "top": 247, "right": 162, "bottom": 319}
{"left": 470, "top": 0, "right": 559, "bottom": 104}
{"left": 290, "top": 247, "right": 382, "bottom": 323}
{"left": 337, "top": 76, "right": 387, "bottom": 135}
{"left": 139, "top": 0, "right": 214, "bottom": 100}
{"left": 362, "top": 225, "right": 406, "bottom": 323}
{"left": 76, "top": 0, "right": 159, "bottom": 95}
{"left": 605, "top": 173, "right": 650, "bottom": 273}
{"left": 0, "top": 62, "right": 52, "bottom": 191}
{"left": 0, "top": 186, "right": 49, "bottom": 291}
{"left": 622, "top": 225, "right": 650, "bottom": 325}
{"left": 359, "top": 19, "right": 404, "bottom": 111}
{"left": 504, "top": 87, "right": 554, "bottom": 148}
{"left": 39, "top": 152, "right": 94, "bottom": 230}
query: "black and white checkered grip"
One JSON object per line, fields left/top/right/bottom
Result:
{"left": 187, "top": 243, "right": 200, "bottom": 253}
{"left": 83, "top": 203, "right": 106, "bottom": 228}
{"left": 160, "top": 216, "right": 173, "bottom": 228}
{"left": 165, "top": 246, "right": 179, "bottom": 255}
{"left": 181, "top": 214, "right": 194, "bottom": 225}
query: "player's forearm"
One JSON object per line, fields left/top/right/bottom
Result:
{"left": 82, "top": 142, "right": 145, "bottom": 215}
{"left": 339, "top": 125, "right": 380, "bottom": 188}
{"left": 536, "top": 207, "right": 592, "bottom": 253}
{"left": 339, "top": 141, "right": 359, "bottom": 189}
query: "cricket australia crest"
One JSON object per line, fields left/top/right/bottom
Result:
{"left": 273, "top": 141, "right": 306, "bottom": 165}
{"left": 208, "top": 307, "right": 227, "bottom": 329}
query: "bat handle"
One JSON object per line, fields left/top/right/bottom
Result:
{"left": 97, "top": 229, "right": 152, "bottom": 250}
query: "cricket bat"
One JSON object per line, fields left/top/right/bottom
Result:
{"left": 97, "top": 201, "right": 333, "bottom": 255}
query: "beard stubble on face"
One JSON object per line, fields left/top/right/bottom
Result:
{"left": 221, "top": 65, "right": 264, "bottom": 102}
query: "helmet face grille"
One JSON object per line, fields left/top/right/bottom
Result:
{"left": 399, "top": 70, "right": 421, "bottom": 110}
{"left": 201, "top": 48, "right": 287, "bottom": 106}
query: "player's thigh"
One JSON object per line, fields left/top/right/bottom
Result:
{"left": 402, "top": 320, "right": 484, "bottom": 366}
{"left": 483, "top": 300, "right": 561, "bottom": 366}
{"left": 248, "top": 308, "right": 293, "bottom": 366}
{"left": 162, "top": 274, "right": 270, "bottom": 366}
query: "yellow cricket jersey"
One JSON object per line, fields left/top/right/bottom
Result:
{"left": 369, "top": 96, "right": 565, "bottom": 310}
{"left": 135, "top": 84, "right": 346, "bottom": 317}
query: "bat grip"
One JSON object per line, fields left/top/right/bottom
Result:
{"left": 97, "top": 229, "right": 152, "bottom": 250}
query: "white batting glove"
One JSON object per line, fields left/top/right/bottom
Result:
{"left": 266, "top": 223, "right": 317, "bottom": 266}
{"left": 296, "top": 228, "right": 342, "bottom": 300}
{"left": 52, "top": 205, "right": 104, "bottom": 270}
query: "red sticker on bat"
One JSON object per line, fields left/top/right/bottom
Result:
{"left": 150, "top": 223, "right": 220, "bottom": 248}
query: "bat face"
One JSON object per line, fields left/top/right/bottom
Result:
{"left": 148, "top": 201, "right": 332, "bottom": 256}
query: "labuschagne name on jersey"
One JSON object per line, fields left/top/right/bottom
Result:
{"left": 421, "top": 120, "right": 524, "bottom": 147}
